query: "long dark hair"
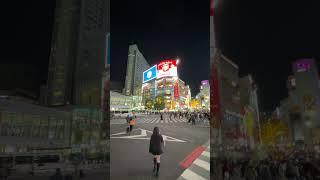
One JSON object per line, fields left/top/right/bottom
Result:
{"left": 153, "top": 127, "right": 160, "bottom": 135}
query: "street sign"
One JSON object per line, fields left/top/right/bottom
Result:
{"left": 111, "top": 128, "right": 186, "bottom": 143}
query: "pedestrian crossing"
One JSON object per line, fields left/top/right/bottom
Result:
{"left": 137, "top": 117, "right": 188, "bottom": 124}
{"left": 177, "top": 143, "right": 210, "bottom": 180}
{"left": 111, "top": 115, "right": 210, "bottom": 126}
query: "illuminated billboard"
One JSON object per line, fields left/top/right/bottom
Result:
{"left": 293, "top": 59, "right": 313, "bottom": 73}
{"left": 201, "top": 80, "right": 209, "bottom": 85}
{"left": 143, "top": 65, "right": 157, "bottom": 83}
{"left": 157, "top": 60, "right": 178, "bottom": 79}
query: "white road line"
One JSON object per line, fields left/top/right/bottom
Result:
{"left": 201, "top": 151, "right": 210, "bottom": 158}
{"left": 173, "top": 119, "right": 177, "bottom": 123}
{"left": 181, "top": 169, "right": 207, "bottom": 180}
{"left": 165, "top": 119, "right": 168, "bottom": 123}
{"left": 193, "top": 159, "right": 210, "bottom": 171}
{"left": 160, "top": 120, "right": 163, "bottom": 123}
{"left": 156, "top": 119, "right": 160, "bottom": 123}
{"left": 151, "top": 119, "right": 157, "bottom": 123}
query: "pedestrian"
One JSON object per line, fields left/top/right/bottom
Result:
{"left": 51, "top": 168, "right": 63, "bottom": 180}
{"left": 128, "top": 117, "right": 135, "bottom": 133}
{"left": 79, "top": 169, "right": 85, "bottom": 178}
{"left": 192, "top": 114, "right": 196, "bottom": 125}
{"left": 160, "top": 113, "right": 163, "bottom": 121}
{"left": 286, "top": 160, "right": 299, "bottom": 180}
{"left": 244, "top": 160, "right": 257, "bottom": 180}
{"left": 230, "top": 163, "right": 242, "bottom": 180}
{"left": 149, "top": 127, "right": 165, "bottom": 177}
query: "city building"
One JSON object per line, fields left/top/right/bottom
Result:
{"left": 239, "top": 75, "right": 261, "bottom": 148}
{"left": 141, "top": 59, "right": 191, "bottom": 110}
{"left": 110, "top": 81, "right": 124, "bottom": 93}
{"left": 197, "top": 80, "right": 210, "bottom": 110}
{"left": 211, "top": 49, "right": 242, "bottom": 147}
{"left": 47, "top": 0, "right": 109, "bottom": 107}
{"left": 287, "top": 59, "right": 320, "bottom": 146}
{"left": 68, "top": 105, "right": 105, "bottom": 154}
{"left": 110, "top": 91, "right": 133, "bottom": 112}
{"left": 0, "top": 89, "right": 38, "bottom": 105}
{"left": 0, "top": 99, "right": 71, "bottom": 155}
{"left": 124, "top": 44, "right": 150, "bottom": 96}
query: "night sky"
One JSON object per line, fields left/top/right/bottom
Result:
{"left": 111, "top": 0, "right": 210, "bottom": 96}
{"left": 0, "top": 1, "right": 55, "bottom": 94}
{"left": 1, "top": 0, "right": 319, "bottom": 111}
{"left": 214, "top": 0, "right": 320, "bottom": 111}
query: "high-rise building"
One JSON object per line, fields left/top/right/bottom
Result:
{"left": 198, "top": 80, "right": 210, "bottom": 109}
{"left": 288, "top": 59, "right": 320, "bottom": 145}
{"left": 47, "top": 0, "right": 109, "bottom": 107}
{"left": 239, "top": 75, "right": 261, "bottom": 148}
{"left": 124, "top": 44, "right": 150, "bottom": 96}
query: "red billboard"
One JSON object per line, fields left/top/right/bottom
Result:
{"left": 174, "top": 81, "right": 179, "bottom": 99}
{"left": 157, "top": 60, "right": 178, "bottom": 79}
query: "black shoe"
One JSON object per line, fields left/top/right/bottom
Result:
{"left": 155, "top": 172, "right": 159, "bottom": 177}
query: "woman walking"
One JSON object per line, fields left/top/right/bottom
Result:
{"left": 149, "top": 127, "right": 165, "bottom": 177}
{"left": 128, "top": 117, "right": 135, "bottom": 134}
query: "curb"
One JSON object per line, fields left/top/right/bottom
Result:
{"left": 177, "top": 141, "right": 210, "bottom": 180}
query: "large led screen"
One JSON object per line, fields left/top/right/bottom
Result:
{"left": 143, "top": 65, "right": 157, "bottom": 83}
{"left": 156, "top": 60, "right": 178, "bottom": 79}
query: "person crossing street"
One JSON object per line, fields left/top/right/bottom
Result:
{"left": 128, "top": 117, "right": 136, "bottom": 134}
{"left": 149, "top": 127, "right": 165, "bottom": 177}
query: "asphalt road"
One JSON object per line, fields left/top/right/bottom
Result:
{"left": 110, "top": 115, "right": 209, "bottom": 180}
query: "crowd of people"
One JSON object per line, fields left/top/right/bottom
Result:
{"left": 159, "top": 111, "right": 210, "bottom": 125}
{"left": 211, "top": 151, "right": 320, "bottom": 180}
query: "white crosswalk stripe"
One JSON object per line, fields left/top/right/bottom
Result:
{"left": 111, "top": 115, "right": 210, "bottom": 126}
{"left": 178, "top": 144, "right": 210, "bottom": 180}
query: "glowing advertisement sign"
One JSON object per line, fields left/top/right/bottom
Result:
{"left": 201, "top": 80, "right": 209, "bottom": 85}
{"left": 143, "top": 65, "right": 157, "bottom": 83}
{"left": 156, "top": 60, "right": 177, "bottom": 79}
{"left": 293, "top": 59, "right": 313, "bottom": 73}
{"left": 174, "top": 82, "right": 179, "bottom": 99}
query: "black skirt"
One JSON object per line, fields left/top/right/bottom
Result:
{"left": 149, "top": 134, "right": 164, "bottom": 155}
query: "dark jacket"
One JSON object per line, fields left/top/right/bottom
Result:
{"left": 149, "top": 134, "right": 164, "bottom": 155}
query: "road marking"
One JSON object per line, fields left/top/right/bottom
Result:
{"left": 165, "top": 119, "right": 168, "bottom": 123}
{"left": 181, "top": 169, "right": 207, "bottom": 180}
{"left": 193, "top": 159, "right": 210, "bottom": 171}
{"left": 111, "top": 132, "right": 127, "bottom": 136}
{"left": 111, "top": 128, "right": 187, "bottom": 143}
{"left": 201, "top": 151, "right": 210, "bottom": 158}
{"left": 180, "top": 146, "right": 206, "bottom": 169}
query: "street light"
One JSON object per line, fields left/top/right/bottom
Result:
{"left": 176, "top": 58, "right": 180, "bottom": 65}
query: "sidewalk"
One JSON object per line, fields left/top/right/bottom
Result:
{"left": 177, "top": 141, "right": 210, "bottom": 180}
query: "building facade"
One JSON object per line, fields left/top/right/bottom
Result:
{"left": 47, "top": 0, "right": 108, "bottom": 108}
{"left": 110, "top": 91, "right": 133, "bottom": 112}
{"left": 288, "top": 59, "right": 320, "bottom": 145}
{"left": 0, "top": 99, "right": 71, "bottom": 154}
{"left": 124, "top": 44, "right": 150, "bottom": 96}
{"left": 198, "top": 80, "right": 210, "bottom": 110}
